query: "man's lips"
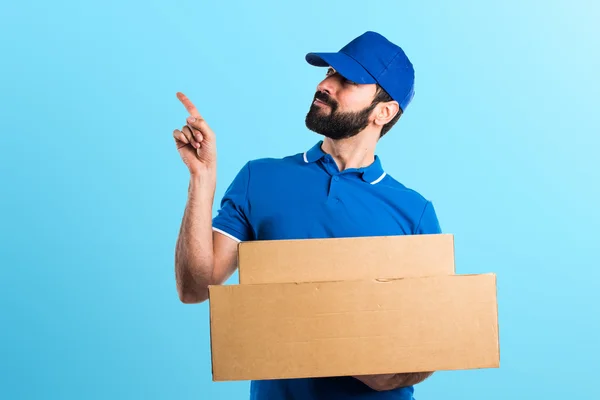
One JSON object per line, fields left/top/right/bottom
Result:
{"left": 314, "top": 98, "right": 329, "bottom": 107}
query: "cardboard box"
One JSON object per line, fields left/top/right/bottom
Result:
{"left": 209, "top": 274, "right": 499, "bottom": 381}
{"left": 237, "top": 233, "right": 455, "bottom": 284}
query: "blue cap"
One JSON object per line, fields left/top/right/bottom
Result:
{"left": 306, "top": 31, "right": 415, "bottom": 111}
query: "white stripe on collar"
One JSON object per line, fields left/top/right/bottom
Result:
{"left": 370, "top": 172, "right": 387, "bottom": 185}
{"left": 304, "top": 151, "right": 385, "bottom": 184}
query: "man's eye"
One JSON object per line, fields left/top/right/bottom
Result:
{"left": 325, "top": 69, "right": 355, "bottom": 84}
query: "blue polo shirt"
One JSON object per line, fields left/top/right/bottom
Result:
{"left": 212, "top": 141, "right": 442, "bottom": 400}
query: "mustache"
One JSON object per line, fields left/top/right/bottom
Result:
{"left": 313, "top": 91, "right": 337, "bottom": 107}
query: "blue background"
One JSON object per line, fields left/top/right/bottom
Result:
{"left": 1, "top": 0, "right": 599, "bottom": 398}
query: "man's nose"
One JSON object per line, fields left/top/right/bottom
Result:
{"left": 317, "top": 76, "right": 337, "bottom": 96}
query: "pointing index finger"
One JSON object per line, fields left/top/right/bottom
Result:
{"left": 176, "top": 92, "right": 201, "bottom": 118}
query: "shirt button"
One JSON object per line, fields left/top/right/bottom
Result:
{"left": 333, "top": 176, "right": 339, "bottom": 181}
{"left": 335, "top": 197, "right": 340, "bottom": 203}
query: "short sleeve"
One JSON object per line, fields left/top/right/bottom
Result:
{"left": 414, "top": 201, "right": 442, "bottom": 235}
{"left": 212, "top": 162, "right": 254, "bottom": 242}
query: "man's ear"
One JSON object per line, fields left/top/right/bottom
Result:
{"left": 373, "top": 101, "right": 400, "bottom": 127}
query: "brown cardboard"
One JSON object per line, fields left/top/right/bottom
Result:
{"left": 209, "top": 273, "right": 499, "bottom": 381}
{"left": 237, "top": 233, "right": 455, "bottom": 284}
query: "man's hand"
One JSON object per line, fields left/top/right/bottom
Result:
{"left": 353, "top": 372, "right": 434, "bottom": 391}
{"left": 173, "top": 92, "right": 217, "bottom": 176}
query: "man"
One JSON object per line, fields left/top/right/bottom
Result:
{"left": 173, "top": 31, "right": 442, "bottom": 400}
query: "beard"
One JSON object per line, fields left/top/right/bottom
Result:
{"left": 305, "top": 91, "right": 377, "bottom": 140}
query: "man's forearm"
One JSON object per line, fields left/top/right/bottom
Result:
{"left": 354, "top": 371, "right": 434, "bottom": 391}
{"left": 175, "top": 172, "right": 217, "bottom": 303}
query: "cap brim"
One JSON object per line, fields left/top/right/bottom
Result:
{"left": 305, "top": 52, "right": 377, "bottom": 85}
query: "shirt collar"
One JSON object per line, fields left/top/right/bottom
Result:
{"left": 303, "top": 141, "right": 327, "bottom": 163}
{"left": 303, "top": 141, "right": 387, "bottom": 185}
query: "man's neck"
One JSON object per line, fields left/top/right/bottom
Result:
{"left": 321, "top": 133, "right": 378, "bottom": 171}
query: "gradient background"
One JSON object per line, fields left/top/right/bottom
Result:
{"left": 1, "top": 0, "right": 599, "bottom": 399}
